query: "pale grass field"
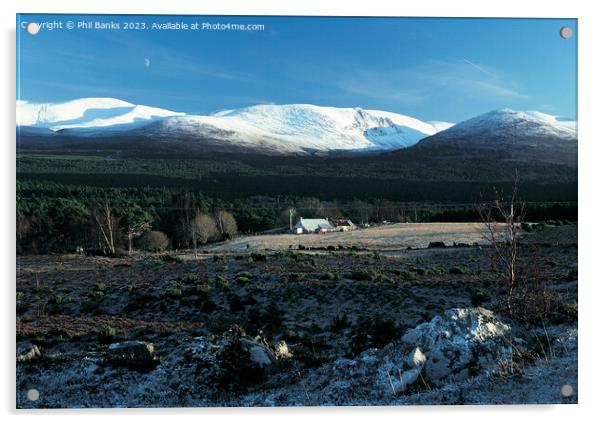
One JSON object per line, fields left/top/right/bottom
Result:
{"left": 208, "top": 222, "right": 494, "bottom": 252}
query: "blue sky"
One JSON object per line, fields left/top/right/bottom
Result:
{"left": 17, "top": 15, "right": 577, "bottom": 122}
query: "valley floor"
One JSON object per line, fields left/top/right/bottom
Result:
{"left": 208, "top": 222, "right": 490, "bottom": 252}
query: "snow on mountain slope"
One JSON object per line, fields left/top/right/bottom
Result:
{"left": 17, "top": 98, "right": 184, "bottom": 130}
{"left": 428, "top": 121, "right": 455, "bottom": 132}
{"left": 53, "top": 105, "right": 185, "bottom": 130}
{"left": 413, "top": 108, "right": 577, "bottom": 166}
{"left": 17, "top": 98, "right": 451, "bottom": 154}
{"left": 17, "top": 98, "right": 135, "bottom": 126}
{"left": 425, "top": 109, "right": 577, "bottom": 142}
{"left": 184, "top": 104, "right": 448, "bottom": 152}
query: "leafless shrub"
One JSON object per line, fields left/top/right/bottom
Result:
{"left": 90, "top": 200, "right": 118, "bottom": 256}
{"left": 476, "top": 170, "right": 525, "bottom": 317}
{"left": 215, "top": 210, "right": 237, "bottom": 240}
{"left": 511, "top": 257, "right": 565, "bottom": 327}
{"left": 189, "top": 212, "right": 218, "bottom": 257}
{"left": 490, "top": 359, "right": 524, "bottom": 380}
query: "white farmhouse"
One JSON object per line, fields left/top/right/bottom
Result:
{"left": 293, "top": 218, "right": 334, "bottom": 234}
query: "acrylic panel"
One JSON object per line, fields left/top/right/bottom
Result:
{"left": 16, "top": 14, "right": 577, "bottom": 408}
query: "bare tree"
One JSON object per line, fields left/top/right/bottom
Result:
{"left": 276, "top": 207, "right": 296, "bottom": 230}
{"left": 90, "top": 201, "right": 118, "bottom": 256}
{"left": 215, "top": 210, "right": 238, "bottom": 240}
{"left": 190, "top": 213, "right": 218, "bottom": 257}
{"left": 288, "top": 207, "right": 296, "bottom": 231}
{"left": 476, "top": 170, "right": 526, "bottom": 316}
{"left": 16, "top": 215, "right": 31, "bottom": 242}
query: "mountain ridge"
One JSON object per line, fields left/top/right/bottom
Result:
{"left": 17, "top": 98, "right": 576, "bottom": 162}
{"left": 17, "top": 98, "right": 451, "bottom": 154}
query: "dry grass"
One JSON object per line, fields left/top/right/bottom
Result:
{"left": 209, "top": 222, "right": 492, "bottom": 252}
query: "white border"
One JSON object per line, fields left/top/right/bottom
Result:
{"left": 2, "top": 1, "right": 600, "bottom": 422}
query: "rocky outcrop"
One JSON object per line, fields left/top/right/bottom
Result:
{"left": 106, "top": 341, "right": 159, "bottom": 370}
{"left": 394, "top": 307, "right": 512, "bottom": 389}
{"left": 373, "top": 308, "right": 512, "bottom": 395}
{"left": 241, "top": 307, "right": 516, "bottom": 405}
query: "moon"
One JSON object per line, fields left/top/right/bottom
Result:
{"left": 144, "top": 58, "right": 151, "bottom": 68}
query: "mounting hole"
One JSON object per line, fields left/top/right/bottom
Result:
{"left": 560, "top": 27, "right": 573, "bottom": 39}
{"left": 560, "top": 384, "right": 573, "bottom": 397}
{"left": 26, "top": 22, "right": 40, "bottom": 35}
{"left": 27, "top": 388, "right": 39, "bottom": 401}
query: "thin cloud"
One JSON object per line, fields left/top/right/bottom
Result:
{"left": 333, "top": 59, "right": 529, "bottom": 106}
{"left": 461, "top": 58, "right": 497, "bottom": 78}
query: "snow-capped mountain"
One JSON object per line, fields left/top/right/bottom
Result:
{"left": 417, "top": 109, "right": 576, "bottom": 145}
{"left": 413, "top": 108, "right": 577, "bottom": 166}
{"left": 17, "top": 98, "right": 185, "bottom": 130}
{"left": 17, "top": 98, "right": 452, "bottom": 155}
{"left": 17, "top": 99, "right": 576, "bottom": 163}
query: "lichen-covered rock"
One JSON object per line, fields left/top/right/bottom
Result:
{"left": 399, "top": 307, "right": 512, "bottom": 386}
{"left": 388, "top": 347, "right": 427, "bottom": 394}
{"left": 106, "top": 341, "right": 159, "bottom": 370}
{"left": 240, "top": 338, "right": 275, "bottom": 367}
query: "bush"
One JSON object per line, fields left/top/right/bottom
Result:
{"left": 98, "top": 325, "right": 117, "bottom": 344}
{"left": 346, "top": 269, "right": 376, "bottom": 281}
{"left": 246, "top": 303, "right": 284, "bottom": 336}
{"left": 554, "top": 300, "right": 578, "bottom": 324}
{"left": 161, "top": 254, "right": 183, "bottom": 263}
{"left": 215, "top": 274, "right": 229, "bottom": 289}
{"left": 166, "top": 286, "right": 183, "bottom": 298}
{"left": 429, "top": 265, "right": 446, "bottom": 275}
{"left": 511, "top": 289, "right": 565, "bottom": 325}
{"left": 320, "top": 272, "right": 337, "bottom": 280}
{"left": 192, "top": 283, "right": 212, "bottom": 296}
{"left": 348, "top": 316, "right": 403, "bottom": 356}
{"left": 449, "top": 266, "right": 468, "bottom": 275}
{"left": 471, "top": 287, "right": 489, "bottom": 306}
{"left": 200, "top": 299, "right": 217, "bottom": 313}
{"left": 416, "top": 268, "right": 430, "bottom": 276}
{"left": 228, "top": 294, "right": 245, "bottom": 312}
{"left": 330, "top": 314, "right": 351, "bottom": 332}
{"left": 565, "top": 267, "right": 578, "bottom": 281}
{"left": 521, "top": 222, "right": 533, "bottom": 232}
{"left": 428, "top": 241, "right": 446, "bottom": 248}
{"left": 533, "top": 222, "right": 547, "bottom": 232}
{"left": 393, "top": 269, "right": 415, "bottom": 280}
{"left": 235, "top": 276, "right": 251, "bottom": 284}
{"left": 139, "top": 230, "right": 170, "bottom": 252}
{"left": 49, "top": 292, "right": 63, "bottom": 305}
{"left": 250, "top": 253, "right": 267, "bottom": 262}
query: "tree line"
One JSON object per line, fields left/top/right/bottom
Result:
{"left": 16, "top": 181, "right": 577, "bottom": 255}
